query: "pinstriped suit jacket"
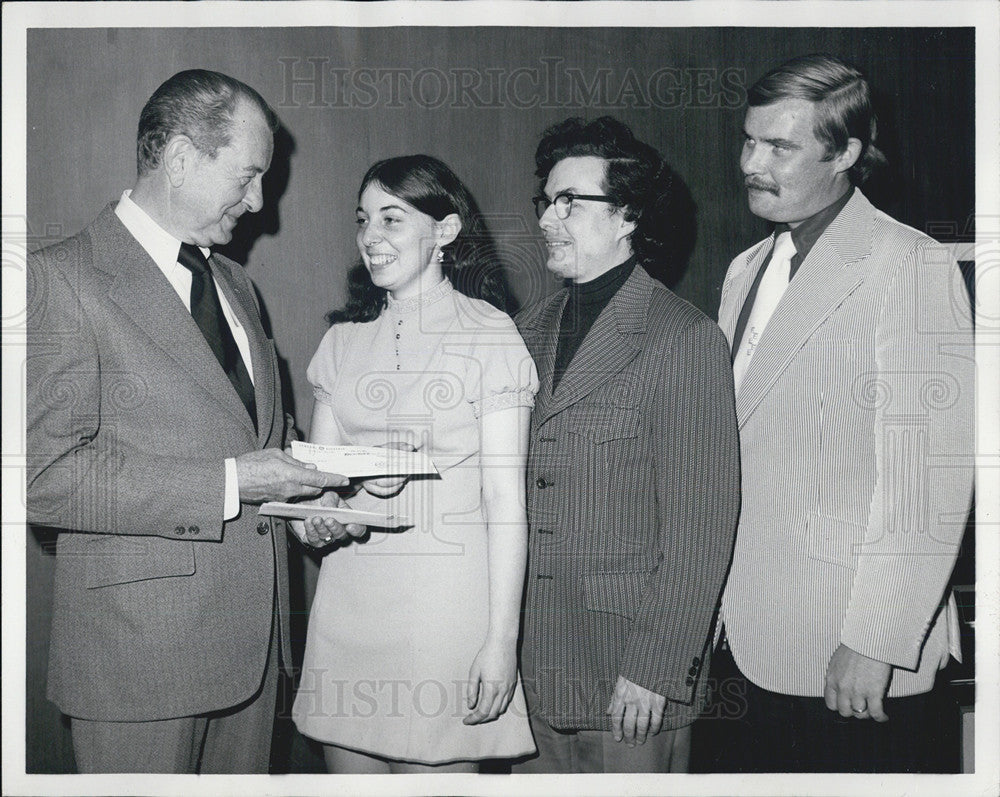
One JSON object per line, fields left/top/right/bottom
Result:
{"left": 517, "top": 264, "right": 740, "bottom": 730}
{"left": 718, "top": 189, "right": 974, "bottom": 698}
{"left": 27, "top": 204, "right": 293, "bottom": 721}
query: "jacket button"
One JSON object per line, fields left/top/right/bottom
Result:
{"left": 188, "top": 525, "right": 199, "bottom": 535}
{"left": 689, "top": 666, "right": 698, "bottom": 676}
{"left": 535, "top": 477, "right": 547, "bottom": 489}
{"left": 257, "top": 521, "right": 269, "bottom": 535}
{"left": 174, "top": 525, "right": 186, "bottom": 535}
{"left": 692, "top": 656, "right": 701, "bottom": 666}
{"left": 685, "top": 676, "right": 695, "bottom": 686}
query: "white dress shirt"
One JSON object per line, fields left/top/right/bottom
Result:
{"left": 115, "top": 190, "right": 250, "bottom": 520}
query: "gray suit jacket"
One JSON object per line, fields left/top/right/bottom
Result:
{"left": 718, "top": 189, "right": 974, "bottom": 697}
{"left": 27, "top": 204, "right": 293, "bottom": 721}
{"left": 517, "top": 264, "right": 740, "bottom": 730}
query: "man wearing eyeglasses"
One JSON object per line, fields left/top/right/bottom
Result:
{"left": 512, "top": 116, "right": 740, "bottom": 773}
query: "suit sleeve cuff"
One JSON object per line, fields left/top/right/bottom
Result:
{"left": 224, "top": 458, "right": 240, "bottom": 520}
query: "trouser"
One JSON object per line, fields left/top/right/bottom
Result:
{"left": 511, "top": 643, "right": 689, "bottom": 774}
{"left": 697, "top": 641, "right": 955, "bottom": 773}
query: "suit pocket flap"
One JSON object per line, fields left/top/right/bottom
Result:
{"left": 583, "top": 571, "right": 651, "bottom": 619}
{"left": 806, "top": 512, "right": 864, "bottom": 570}
{"left": 85, "top": 535, "right": 196, "bottom": 588}
{"left": 569, "top": 407, "right": 641, "bottom": 443}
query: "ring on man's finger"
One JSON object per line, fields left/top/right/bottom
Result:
{"left": 852, "top": 707, "right": 866, "bottom": 715}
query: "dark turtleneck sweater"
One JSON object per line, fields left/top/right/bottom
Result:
{"left": 552, "top": 256, "right": 637, "bottom": 392}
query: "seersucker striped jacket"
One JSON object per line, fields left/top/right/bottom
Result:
{"left": 517, "top": 263, "right": 741, "bottom": 730}
{"left": 718, "top": 188, "right": 974, "bottom": 698}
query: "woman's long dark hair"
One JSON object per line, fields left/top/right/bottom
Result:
{"left": 329, "top": 155, "right": 512, "bottom": 324}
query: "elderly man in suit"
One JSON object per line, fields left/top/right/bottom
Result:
{"left": 27, "top": 69, "right": 361, "bottom": 773}
{"left": 716, "top": 54, "right": 974, "bottom": 772}
{"left": 511, "top": 116, "right": 740, "bottom": 774}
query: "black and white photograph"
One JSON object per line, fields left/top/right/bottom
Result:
{"left": 3, "top": 2, "right": 998, "bottom": 795}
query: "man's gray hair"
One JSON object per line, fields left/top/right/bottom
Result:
{"left": 136, "top": 69, "right": 277, "bottom": 177}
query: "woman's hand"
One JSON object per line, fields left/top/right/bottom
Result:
{"left": 463, "top": 634, "right": 518, "bottom": 725}
{"left": 361, "top": 440, "right": 417, "bottom": 498}
{"left": 290, "top": 490, "right": 365, "bottom": 548}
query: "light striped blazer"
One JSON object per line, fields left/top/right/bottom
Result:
{"left": 718, "top": 189, "right": 974, "bottom": 698}
{"left": 517, "top": 263, "right": 740, "bottom": 730}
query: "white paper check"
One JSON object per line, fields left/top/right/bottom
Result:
{"left": 259, "top": 502, "right": 411, "bottom": 529}
{"left": 291, "top": 440, "right": 439, "bottom": 479}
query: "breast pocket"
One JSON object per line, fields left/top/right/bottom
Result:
{"left": 568, "top": 406, "right": 641, "bottom": 444}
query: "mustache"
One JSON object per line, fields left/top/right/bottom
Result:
{"left": 745, "top": 179, "right": 779, "bottom": 195}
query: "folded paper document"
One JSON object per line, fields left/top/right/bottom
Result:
{"left": 259, "top": 502, "right": 411, "bottom": 528}
{"left": 290, "top": 441, "right": 439, "bottom": 479}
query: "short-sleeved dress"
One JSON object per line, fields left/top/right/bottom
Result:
{"left": 292, "top": 279, "right": 539, "bottom": 763}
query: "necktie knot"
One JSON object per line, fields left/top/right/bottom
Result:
{"left": 772, "top": 230, "right": 796, "bottom": 263}
{"left": 177, "top": 242, "right": 211, "bottom": 276}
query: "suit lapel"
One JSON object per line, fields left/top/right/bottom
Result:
{"left": 735, "top": 190, "right": 873, "bottom": 428}
{"left": 719, "top": 238, "right": 772, "bottom": 345}
{"left": 520, "top": 291, "right": 566, "bottom": 422}
{"left": 96, "top": 208, "right": 258, "bottom": 436}
{"left": 533, "top": 265, "right": 648, "bottom": 425}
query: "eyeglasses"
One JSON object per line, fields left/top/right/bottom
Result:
{"left": 533, "top": 192, "right": 618, "bottom": 220}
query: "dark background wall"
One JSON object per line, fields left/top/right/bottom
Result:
{"left": 25, "top": 26, "right": 974, "bottom": 773}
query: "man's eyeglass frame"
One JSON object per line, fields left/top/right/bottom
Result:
{"left": 533, "top": 193, "right": 618, "bottom": 220}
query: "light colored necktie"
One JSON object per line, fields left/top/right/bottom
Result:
{"left": 732, "top": 231, "right": 796, "bottom": 394}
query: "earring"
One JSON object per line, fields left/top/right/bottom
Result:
{"left": 436, "top": 250, "right": 445, "bottom": 263}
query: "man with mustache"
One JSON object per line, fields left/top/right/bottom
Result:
{"left": 512, "top": 116, "right": 740, "bottom": 773}
{"left": 716, "top": 54, "right": 974, "bottom": 771}
{"left": 26, "top": 69, "right": 360, "bottom": 773}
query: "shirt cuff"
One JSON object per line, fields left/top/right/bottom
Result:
{"left": 224, "top": 458, "right": 240, "bottom": 520}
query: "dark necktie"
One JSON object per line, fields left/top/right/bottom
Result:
{"left": 177, "top": 243, "right": 257, "bottom": 431}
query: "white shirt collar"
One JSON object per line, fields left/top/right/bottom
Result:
{"left": 115, "top": 189, "right": 211, "bottom": 272}
{"left": 113, "top": 189, "right": 253, "bottom": 377}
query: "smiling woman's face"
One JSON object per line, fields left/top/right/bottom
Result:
{"left": 355, "top": 182, "right": 443, "bottom": 300}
